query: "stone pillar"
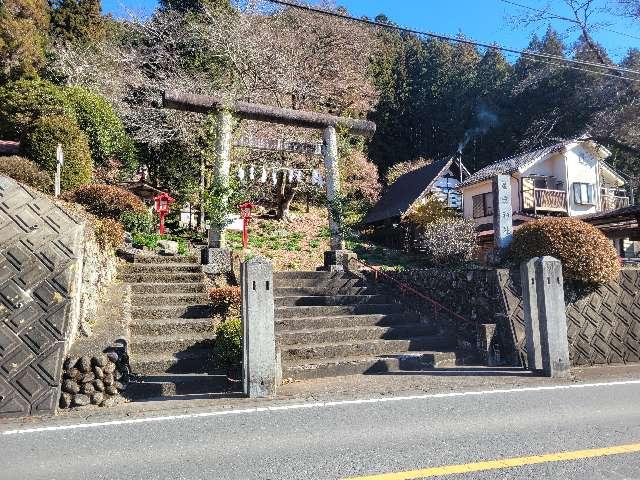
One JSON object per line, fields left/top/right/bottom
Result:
{"left": 209, "top": 110, "right": 233, "bottom": 249}
{"left": 323, "top": 126, "right": 344, "bottom": 251}
{"left": 521, "top": 258, "right": 542, "bottom": 370}
{"left": 522, "top": 256, "right": 571, "bottom": 378}
{"left": 241, "top": 256, "right": 277, "bottom": 398}
{"left": 492, "top": 174, "right": 513, "bottom": 252}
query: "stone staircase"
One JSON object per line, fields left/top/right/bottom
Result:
{"left": 274, "top": 270, "right": 459, "bottom": 380}
{"left": 120, "top": 255, "right": 230, "bottom": 398}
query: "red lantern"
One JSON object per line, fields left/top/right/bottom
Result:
{"left": 239, "top": 202, "right": 254, "bottom": 249}
{"left": 153, "top": 192, "right": 175, "bottom": 235}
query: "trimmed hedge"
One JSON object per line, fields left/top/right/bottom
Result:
{"left": 213, "top": 317, "right": 242, "bottom": 366}
{"left": 22, "top": 115, "right": 93, "bottom": 191}
{"left": 94, "top": 218, "right": 124, "bottom": 251}
{"left": 510, "top": 217, "right": 620, "bottom": 284}
{"left": 0, "top": 155, "right": 51, "bottom": 192}
{"left": 63, "top": 183, "right": 146, "bottom": 219}
{"left": 209, "top": 286, "right": 241, "bottom": 313}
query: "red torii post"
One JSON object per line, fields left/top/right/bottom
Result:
{"left": 239, "top": 202, "right": 254, "bottom": 249}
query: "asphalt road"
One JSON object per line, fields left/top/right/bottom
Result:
{"left": 1, "top": 379, "right": 640, "bottom": 480}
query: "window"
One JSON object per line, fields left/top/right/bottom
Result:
{"left": 573, "top": 183, "right": 595, "bottom": 205}
{"left": 472, "top": 192, "right": 494, "bottom": 218}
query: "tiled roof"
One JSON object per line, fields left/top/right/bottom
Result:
{"left": 459, "top": 141, "right": 568, "bottom": 188}
{"left": 362, "top": 157, "right": 455, "bottom": 225}
{"left": 0, "top": 140, "right": 20, "bottom": 155}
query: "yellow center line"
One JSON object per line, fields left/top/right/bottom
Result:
{"left": 342, "top": 442, "right": 640, "bottom": 480}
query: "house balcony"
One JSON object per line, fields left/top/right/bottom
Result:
{"left": 533, "top": 188, "right": 567, "bottom": 212}
{"left": 600, "top": 194, "right": 630, "bottom": 212}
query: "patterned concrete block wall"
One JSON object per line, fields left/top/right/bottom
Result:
{"left": 0, "top": 176, "right": 84, "bottom": 417}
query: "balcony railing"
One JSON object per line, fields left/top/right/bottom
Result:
{"left": 600, "top": 194, "right": 630, "bottom": 212}
{"left": 534, "top": 188, "right": 567, "bottom": 212}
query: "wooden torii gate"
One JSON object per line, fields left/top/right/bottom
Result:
{"left": 163, "top": 90, "right": 376, "bottom": 269}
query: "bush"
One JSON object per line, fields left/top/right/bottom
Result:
{"left": 213, "top": 317, "right": 242, "bottom": 366}
{"left": 22, "top": 115, "right": 93, "bottom": 190}
{"left": 0, "top": 155, "right": 51, "bottom": 192}
{"left": 132, "top": 232, "right": 159, "bottom": 249}
{"left": 63, "top": 86, "right": 135, "bottom": 167}
{"left": 119, "top": 210, "right": 154, "bottom": 234}
{"left": 63, "top": 183, "right": 146, "bottom": 219}
{"left": 209, "top": 286, "right": 241, "bottom": 313}
{"left": 413, "top": 218, "right": 477, "bottom": 265}
{"left": 404, "top": 196, "right": 457, "bottom": 228}
{"left": 509, "top": 217, "right": 620, "bottom": 285}
{"left": 94, "top": 218, "right": 124, "bottom": 251}
{"left": 0, "top": 79, "right": 67, "bottom": 139}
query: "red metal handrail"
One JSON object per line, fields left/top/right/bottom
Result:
{"left": 352, "top": 257, "right": 470, "bottom": 324}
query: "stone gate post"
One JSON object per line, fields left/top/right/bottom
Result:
{"left": 322, "top": 126, "right": 344, "bottom": 252}
{"left": 241, "top": 256, "right": 277, "bottom": 398}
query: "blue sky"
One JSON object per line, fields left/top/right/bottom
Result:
{"left": 102, "top": 0, "right": 640, "bottom": 62}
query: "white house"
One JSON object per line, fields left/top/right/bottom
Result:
{"left": 459, "top": 137, "right": 630, "bottom": 226}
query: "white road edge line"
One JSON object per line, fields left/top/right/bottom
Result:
{"left": 3, "top": 379, "right": 640, "bottom": 436}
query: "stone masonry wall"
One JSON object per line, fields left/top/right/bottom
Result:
{"left": 0, "top": 176, "right": 84, "bottom": 417}
{"left": 396, "top": 265, "right": 640, "bottom": 368}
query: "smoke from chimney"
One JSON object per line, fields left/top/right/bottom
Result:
{"left": 457, "top": 106, "right": 499, "bottom": 154}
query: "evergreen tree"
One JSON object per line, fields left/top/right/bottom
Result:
{"left": 0, "top": 0, "right": 50, "bottom": 81}
{"left": 49, "top": 0, "right": 105, "bottom": 43}
{"left": 159, "top": 0, "right": 233, "bottom": 14}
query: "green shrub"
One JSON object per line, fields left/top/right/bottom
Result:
{"left": 63, "top": 183, "right": 146, "bottom": 219}
{"left": 0, "top": 155, "right": 51, "bottom": 192}
{"left": 132, "top": 232, "right": 160, "bottom": 249}
{"left": 94, "top": 218, "right": 124, "bottom": 251}
{"left": 119, "top": 210, "right": 154, "bottom": 234}
{"left": 0, "top": 79, "right": 67, "bottom": 139}
{"left": 213, "top": 317, "right": 242, "bottom": 366}
{"left": 509, "top": 217, "right": 620, "bottom": 285}
{"left": 413, "top": 218, "right": 477, "bottom": 265}
{"left": 22, "top": 115, "right": 93, "bottom": 190}
{"left": 404, "top": 196, "right": 458, "bottom": 228}
{"left": 63, "top": 86, "right": 135, "bottom": 166}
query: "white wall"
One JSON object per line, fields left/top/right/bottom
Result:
{"left": 462, "top": 176, "right": 520, "bottom": 225}
{"left": 565, "top": 146, "right": 599, "bottom": 216}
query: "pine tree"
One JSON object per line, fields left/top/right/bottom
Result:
{"left": 159, "top": 0, "right": 233, "bottom": 14}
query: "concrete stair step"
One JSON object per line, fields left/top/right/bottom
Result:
{"left": 281, "top": 351, "right": 458, "bottom": 381}
{"left": 130, "top": 350, "right": 214, "bottom": 375}
{"left": 275, "top": 303, "right": 403, "bottom": 319}
{"left": 126, "top": 373, "right": 236, "bottom": 399}
{"left": 274, "top": 277, "right": 365, "bottom": 289}
{"left": 276, "top": 313, "right": 417, "bottom": 331}
{"left": 274, "top": 271, "right": 356, "bottom": 279}
{"left": 121, "top": 263, "right": 202, "bottom": 274}
{"left": 130, "top": 317, "right": 215, "bottom": 335}
{"left": 131, "top": 283, "right": 206, "bottom": 294}
{"left": 275, "top": 294, "right": 391, "bottom": 307}
{"left": 131, "top": 304, "right": 213, "bottom": 320}
{"left": 277, "top": 325, "right": 435, "bottom": 345}
{"left": 281, "top": 336, "right": 454, "bottom": 361}
{"left": 274, "top": 286, "right": 377, "bottom": 296}
{"left": 129, "top": 255, "right": 199, "bottom": 264}
{"left": 120, "top": 272, "right": 205, "bottom": 284}
{"left": 131, "top": 293, "right": 210, "bottom": 307}
{"left": 130, "top": 333, "right": 215, "bottom": 354}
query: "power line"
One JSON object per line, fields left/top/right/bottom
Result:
{"left": 500, "top": 0, "right": 640, "bottom": 42}
{"left": 263, "top": 0, "right": 640, "bottom": 82}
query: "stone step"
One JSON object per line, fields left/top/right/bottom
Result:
{"left": 129, "top": 254, "right": 199, "bottom": 264}
{"left": 275, "top": 294, "right": 391, "bottom": 308}
{"left": 130, "top": 317, "right": 216, "bottom": 335}
{"left": 274, "top": 286, "right": 377, "bottom": 297}
{"left": 274, "top": 277, "right": 365, "bottom": 289}
{"left": 126, "top": 373, "right": 235, "bottom": 399}
{"left": 130, "top": 333, "right": 215, "bottom": 354}
{"left": 275, "top": 313, "right": 418, "bottom": 331}
{"left": 281, "top": 336, "right": 454, "bottom": 361}
{"left": 130, "top": 350, "right": 213, "bottom": 375}
{"left": 275, "top": 303, "right": 403, "bottom": 319}
{"left": 131, "top": 283, "right": 206, "bottom": 294}
{"left": 274, "top": 271, "right": 353, "bottom": 279}
{"left": 131, "top": 304, "right": 213, "bottom": 320}
{"left": 131, "top": 293, "right": 210, "bottom": 307}
{"left": 120, "top": 272, "right": 205, "bottom": 284}
{"left": 121, "top": 263, "right": 202, "bottom": 274}
{"left": 281, "top": 351, "right": 458, "bottom": 381}
{"left": 276, "top": 325, "right": 435, "bottom": 345}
